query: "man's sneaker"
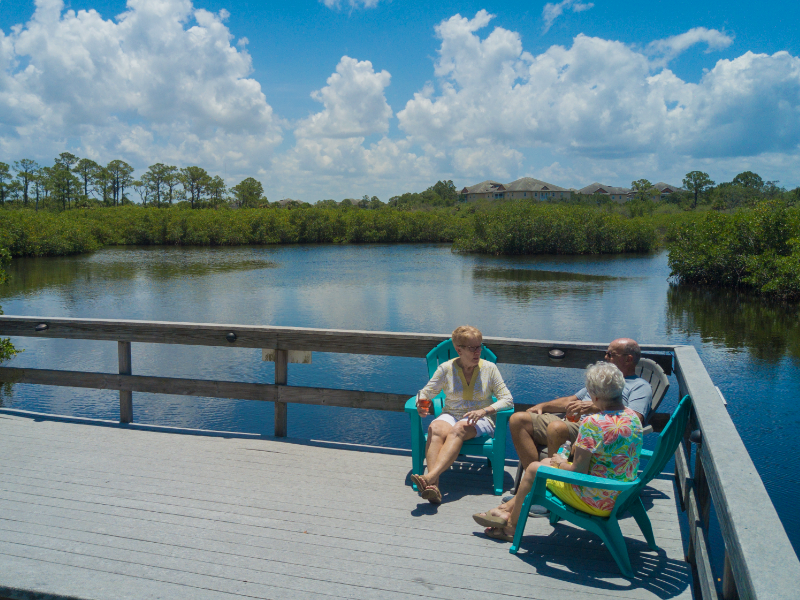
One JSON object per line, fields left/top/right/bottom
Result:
{"left": 502, "top": 494, "right": 514, "bottom": 503}
{"left": 529, "top": 504, "right": 549, "bottom": 517}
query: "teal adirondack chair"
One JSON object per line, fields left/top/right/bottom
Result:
{"left": 404, "top": 339, "right": 514, "bottom": 495}
{"left": 510, "top": 395, "right": 692, "bottom": 577}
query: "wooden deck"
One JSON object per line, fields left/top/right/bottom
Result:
{"left": 0, "top": 411, "right": 692, "bottom": 600}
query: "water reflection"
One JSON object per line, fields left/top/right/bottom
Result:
{"left": 1, "top": 247, "right": 277, "bottom": 298}
{"left": 472, "top": 266, "right": 630, "bottom": 302}
{"left": 666, "top": 285, "right": 800, "bottom": 364}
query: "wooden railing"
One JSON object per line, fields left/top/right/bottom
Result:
{"left": 0, "top": 315, "right": 797, "bottom": 598}
{"left": 672, "top": 346, "right": 800, "bottom": 600}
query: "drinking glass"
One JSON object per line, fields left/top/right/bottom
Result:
{"left": 417, "top": 392, "right": 432, "bottom": 416}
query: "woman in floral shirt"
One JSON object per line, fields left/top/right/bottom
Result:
{"left": 474, "top": 361, "right": 641, "bottom": 540}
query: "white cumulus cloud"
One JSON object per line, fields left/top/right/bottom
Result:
{"left": 273, "top": 56, "right": 431, "bottom": 199}
{"left": 542, "top": 0, "right": 594, "bottom": 34}
{"left": 320, "top": 0, "right": 382, "bottom": 9}
{"left": 0, "top": 0, "right": 281, "bottom": 176}
{"left": 648, "top": 27, "right": 734, "bottom": 67}
{"left": 295, "top": 56, "right": 392, "bottom": 139}
{"left": 397, "top": 11, "right": 800, "bottom": 173}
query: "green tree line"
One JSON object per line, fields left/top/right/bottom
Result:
{"left": 0, "top": 153, "right": 273, "bottom": 211}
{"left": 0, "top": 248, "right": 20, "bottom": 364}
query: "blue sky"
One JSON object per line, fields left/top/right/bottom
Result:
{"left": 1, "top": 0, "right": 799, "bottom": 200}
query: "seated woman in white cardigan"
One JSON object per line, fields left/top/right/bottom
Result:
{"left": 411, "top": 325, "right": 513, "bottom": 504}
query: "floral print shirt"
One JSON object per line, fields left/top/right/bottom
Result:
{"left": 419, "top": 359, "right": 513, "bottom": 424}
{"left": 571, "top": 407, "right": 643, "bottom": 512}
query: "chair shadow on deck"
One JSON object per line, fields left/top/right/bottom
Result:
{"left": 474, "top": 520, "right": 691, "bottom": 599}
{"left": 407, "top": 458, "right": 516, "bottom": 515}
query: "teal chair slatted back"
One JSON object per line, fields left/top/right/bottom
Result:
{"left": 639, "top": 395, "right": 691, "bottom": 482}
{"left": 616, "top": 395, "right": 692, "bottom": 516}
{"left": 426, "top": 339, "right": 498, "bottom": 377}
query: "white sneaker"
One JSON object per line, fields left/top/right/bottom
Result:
{"left": 529, "top": 504, "right": 549, "bottom": 517}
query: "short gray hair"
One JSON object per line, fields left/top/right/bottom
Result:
{"left": 585, "top": 361, "right": 625, "bottom": 401}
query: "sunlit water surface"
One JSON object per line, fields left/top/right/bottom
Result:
{"left": 2, "top": 244, "right": 799, "bottom": 557}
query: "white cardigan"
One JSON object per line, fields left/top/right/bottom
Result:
{"left": 419, "top": 358, "right": 513, "bottom": 423}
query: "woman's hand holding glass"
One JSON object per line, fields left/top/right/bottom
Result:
{"left": 416, "top": 393, "right": 432, "bottom": 417}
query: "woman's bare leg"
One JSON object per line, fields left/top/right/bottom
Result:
{"left": 424, "top": 421, "right": 477, "bottom": 487}
{"left": 424, "top": 420, "right": 450, "bottom": 485}
{"left": 507, "top": 458, "right": 551, "bottom": 529}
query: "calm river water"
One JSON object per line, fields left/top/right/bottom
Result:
{"left": 2, "top": 244, "right": 799, "bottom": 555}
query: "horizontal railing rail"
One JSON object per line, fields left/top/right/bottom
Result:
{"left": 0, "top": 366, "right": 412, "bottom": 411}
{"left": 0, "top": 315, "right": 675, "bottom": 372}
{"left": 1, "top": 315, "right": 797, "bottom": 598}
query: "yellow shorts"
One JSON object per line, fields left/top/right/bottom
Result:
{"left": 546, "top": 475, "right": 612, "bottom": 518}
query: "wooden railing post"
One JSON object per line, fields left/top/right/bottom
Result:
{"left": 695, "top": 450, "right": 711, "bottom": 530}
{"left": 722, "top": 551, "right": 739, "bottom": 600}
{"left": 118, "top": 341, "right": 132, "bottom": 423}
{"left": 274, "top": 349, "right": 288, "bottom": 437}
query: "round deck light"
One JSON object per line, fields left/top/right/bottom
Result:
{"left": 226, "top": 332, "right": 237, "bottom": 343}
{"left": 548, "top": 348, "right": 564, "bottom": 360}
{"left": 35, "top": 323, "right": 49, "bottom": 332}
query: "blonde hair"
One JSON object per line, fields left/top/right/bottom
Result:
{"left": 585, "top": 361, "right": 625, "bottom": 401}
{"left": 452, "top": 325, "right": 482, "bottom": 346}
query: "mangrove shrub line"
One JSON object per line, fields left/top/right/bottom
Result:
{"left": 0, "top": 207, "right": 465, "bottom": 256}
{"left": 452, "top": 202, "right": 656, "bottom": 255}
{"left": 667, "top": 201, "right": 800, "bottom": 301}
{"left": 0, "top": 203, "right": 662, "bottom": 258}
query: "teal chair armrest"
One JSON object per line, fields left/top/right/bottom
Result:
{"left": 532, "top": 465, "right": 639, "bottom": 496}
{"left": 406, "top": 392, "right": 446, "bottom": 416}
{"left": 494, "top": 406, "right": 514, "bottom": 428}
{"left": 432, "top": 392, "right": 445, "bottom": 417}
{"left": 489, "top": 405, "right": 514, "bottom": 495}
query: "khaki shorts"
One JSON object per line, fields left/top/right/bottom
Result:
{"left": 529, "top": 413, "right": 580, "bottom": 448}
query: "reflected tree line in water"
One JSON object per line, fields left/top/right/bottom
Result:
{"left": 471, "top": 266, "right": 800, "bottom": 364}
{"left": 0, "top": 249, "right": 277, "bottom": 297}
{"left": 666, "top": 285, "right": 800, "bottom": 364}
{"left": 472, "top": 266, "right": 627, "bottom": 302}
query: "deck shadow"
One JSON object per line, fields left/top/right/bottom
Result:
{"left": 483, "top": 524, "right": 691, "bottom": 599}
{"left": 406, "top": 461, "right": 516, "bottom": 514}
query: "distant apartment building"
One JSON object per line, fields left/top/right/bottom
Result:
{"left": 577, "top": 183, "right": 632, "bottom": 203}
{"left": 460, "top": 177, "right": 571, "bottom": 201}
{"left": 578, "top": 181, "right": 685, "bottom": 202}
{"left": 460, "top": 178, "right": 684, "bottom": 203}
{"left": 653, "top": 182, "right": 685, "bottom": 200}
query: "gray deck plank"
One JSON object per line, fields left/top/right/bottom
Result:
{"left": 0, "top": 413, "right": 691, "bottom": 600}
{"left": 0, "top": 461, "right": 685, "bottom": 533}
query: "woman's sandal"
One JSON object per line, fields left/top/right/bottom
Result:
{"left": 472, "top": 511, "right": 508, "bottom": 529}
{"left": 421, "top": 485, "right": 442, "bottom": 504}
{"left": 485, "top": 526, "right": 515, "bottom": 542}
{"left": 410, "top": 474, "right": 428, "bottom": 492}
